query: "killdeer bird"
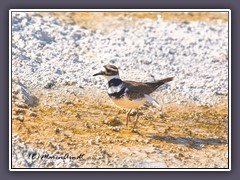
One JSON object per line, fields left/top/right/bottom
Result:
{"left": 93, "top": 64, "right": 173, "bottom": 129}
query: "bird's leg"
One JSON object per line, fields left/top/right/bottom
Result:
{"left": 133, "top": 109, "right": 140, "bottom": 129}
{"left": 126, "top": 109, "right": 132, "bottom": 126}
{"left": 159, "top": 104, "right": 165, "bottom": 118}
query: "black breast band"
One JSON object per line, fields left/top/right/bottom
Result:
{"left": 108, "top": 78, "right": 123, "bottom": 87}
{"left": 108, "top": 87, "right": 126, "bottom": 99}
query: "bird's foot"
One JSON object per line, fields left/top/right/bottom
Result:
{"left": 126, "top": 109, "right": 133, "bottom": 126}
{"left": 133, "top": 122, "right": 138, "bottom": 130}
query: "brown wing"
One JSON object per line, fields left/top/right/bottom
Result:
{"left": 123, "top": 81, "right": 154, "bottom": 100}
{"left": 124, "top": 77, "right": 174, "bottom": 100}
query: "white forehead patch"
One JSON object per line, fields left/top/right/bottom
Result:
{"left": 101, "top": 67, "right": 106, "bottom": 72}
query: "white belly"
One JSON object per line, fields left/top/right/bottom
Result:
{"left": 111, "top": 96, "right": 147, "bottom": 109}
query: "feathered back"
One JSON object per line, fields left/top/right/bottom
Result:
{"left": 124, "top": 77, "right": 174, "bottom": 100}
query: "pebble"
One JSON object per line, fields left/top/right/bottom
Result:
{"left": 109, "top": 126, "right": 121, "bottom": 132}
{"left": 29, "top": 111, "right": 37, "bottom": 117}
{"left": 13, "top": 115, "right": 24, "bottom": 121}
{"left": 64, "top": 99, "right": 73, "bottom": 105}
{"left": 15, "top": 102, "right": 28, "bottom": 108}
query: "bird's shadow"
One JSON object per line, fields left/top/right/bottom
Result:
{"left": 150, "top": 135, "right": 227, "bottom": 150}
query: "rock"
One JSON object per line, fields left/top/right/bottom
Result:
{"left": 12, "top": 81, "right": 37, "bottom": 107}
{"left": 15, "top": 102, "right": 28, "bottom": 108}
{"left": 13, "top": 115, "right": 24, "bottom": 121}
{"left": 44, "top": 81, "right": 55, "bottom": 89}
{"left": 64, "top": 99, "right": 73, "bottom": 105}
{"left": 13, "top": 108, "right": 26, "bottom": 115}
{"left": 169, "top": 48, "right": 176, "bottom": 54}
{"left": 109, "top": 126, "right": 121, "bottom": 132}
{"left": 103, "top": 117, "right": 123, "bottom": 126}
{"left": 29, "top": 111, "right": 37, "bottom": 117}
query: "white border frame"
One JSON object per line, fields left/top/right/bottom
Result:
{"left": 9, "top": 9, "right": 231, "bottom": 171}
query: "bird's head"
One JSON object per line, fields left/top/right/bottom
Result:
{"left": 93, "top": 64, "right": 120, "bottom": 80}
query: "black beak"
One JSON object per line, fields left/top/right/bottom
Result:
{"left": 93, "top": 71, "right": 105, "bottom": 76}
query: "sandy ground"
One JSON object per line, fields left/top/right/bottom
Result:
{"left": 33, "top": 12, "right": 228, "bottom": 36}
{"left": 11, "top": 12, "right": 229, "bottom": 169}
{"left": 44, "top": 12, "right": 228, "bottom": 31}
{"left": 12, "top": 87, "right": 228, "bottom": 168}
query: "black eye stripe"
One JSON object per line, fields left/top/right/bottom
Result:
{"left": 106, "top": 69, "right": 117, "bottom": 73}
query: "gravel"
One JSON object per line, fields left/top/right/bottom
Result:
{"left": 12, "top": 134, "right": 83, "bottom": 168}
{"left": 12, "top": 134, "right": 169, "bottom": 168}
{"left": 12, "top": 12, "right": 228, "bottom": 106}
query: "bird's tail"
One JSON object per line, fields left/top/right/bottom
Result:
{"left": 146, "top": 77, "right": 174, "bottom": 90}
{"left": 156, "top": 77, "right": 174, "bottom": 85}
